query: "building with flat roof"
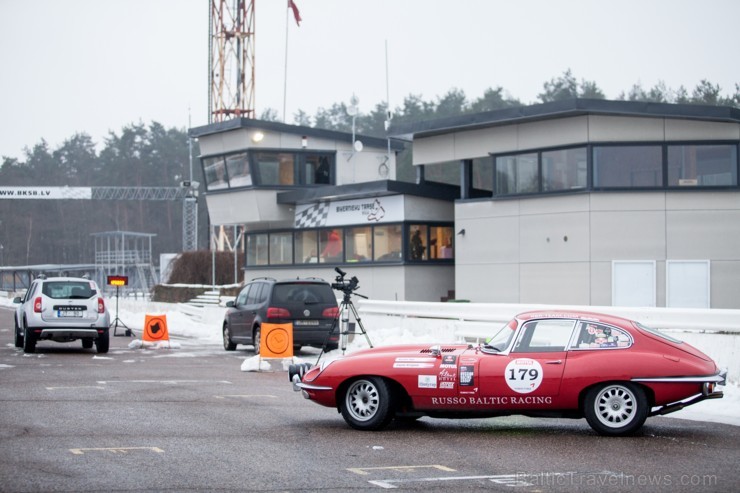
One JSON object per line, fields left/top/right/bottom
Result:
{"left": 190, "top": 100, "right": 740, "bottom": 308}
{"left": 391, "top": 99, "right": 740, "bottom": 308}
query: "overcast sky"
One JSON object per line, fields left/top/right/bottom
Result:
{"left": 1, "top": 0, "right": 738, "bottom": 161}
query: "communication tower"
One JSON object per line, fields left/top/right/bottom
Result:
{"left": 209, "top": 0, "right": 256, "bottom": 122}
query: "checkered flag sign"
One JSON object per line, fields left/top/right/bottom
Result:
{"left": 295, "top": 201, "right": 330, "bottom": 228}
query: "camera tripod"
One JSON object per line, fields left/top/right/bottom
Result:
{"left": 317, "top": 288, "right": 373, "bottom": 364}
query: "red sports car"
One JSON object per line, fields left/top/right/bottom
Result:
{"left": 289, "top": 310, "right": 726, "bottom": 436}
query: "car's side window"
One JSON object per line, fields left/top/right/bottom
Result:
{"left": 245, "top": 284, "right": 260, "bottom": 305}
{"left": 512, "top": 319, "right": 575, "bottom": 353}
{"left": 256, "top": 283, "right": 269, "bottom": 304}
{"left": 236, "top": 286, "right": 250, "bottom": 306}
{"left": 571, "top": 322, "right": 632, "bottom": 349}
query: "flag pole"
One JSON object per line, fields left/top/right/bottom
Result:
{"left": 283, "top": 1, "right": 290, "bottom": 122}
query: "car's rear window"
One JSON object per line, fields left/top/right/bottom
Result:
{"left": 42, "top": 281, "right": 95, "bottom": 299}
{"left": 634, "top": 321, "right": 683, "bottom": 344}
{"left": 273, "top": 283, "right": 336, "bottom": 304}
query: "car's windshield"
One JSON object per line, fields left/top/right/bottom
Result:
{"left": 483, "top": 318, "right": 518, "bottom": 351}
{"left": 42, "top": 281, "right": 95, "bottom": 299}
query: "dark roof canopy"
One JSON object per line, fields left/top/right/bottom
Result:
{"left": 277, "top": 180, "right": 459, "bottom": 205}
{"left": 389, "top": 99, "right": 740, "bottom": 140}
{"left": 189, "top": 117, "right": 405, "bottom": 151}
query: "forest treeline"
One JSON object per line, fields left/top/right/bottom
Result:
{"left": 1, "top": 70, "right": 738, "bottom": 267}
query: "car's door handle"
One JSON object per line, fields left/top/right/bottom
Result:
{"left": 545, "top": 360, "right": 563, "bottom": 365}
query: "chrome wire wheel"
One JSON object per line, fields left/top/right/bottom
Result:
{"left": 345, "top": 379, "right": 380, "bottom": 422}
{"left": 594, "top": 385, "right": 637, "bottom": 427}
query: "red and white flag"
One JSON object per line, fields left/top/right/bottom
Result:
{"left": 288, "top": 0, "right": 301, "bottom": 26}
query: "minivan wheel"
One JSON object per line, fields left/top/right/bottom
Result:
{"left": 253, "top": 326, "right": 261, "bottom": 355}
{"left": 223, "top": 323, "right": 236, "bottom": 351}
{"left": 82, "top": 339, "right": 94, "bottom": 349}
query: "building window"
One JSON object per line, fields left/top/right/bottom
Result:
{"left": 246, "top": 222, "right": 454, "bottom": 268}
{"left": 202, "top": 150, "right": 335, "bottom": 190}
{"left": 667, "top": 144, "right": 737, "bottom": 187}
{"left": 203, "top": 156, "right": 229, "bottom": 190}
{"left": 295, "top": 230, "right": 318, "bottom": 263}
{"left": 269, "top": 232, "right": 293, "bottom": 265}
{"left": 254, "top": 152, "right": 295, "bottom": 185}
{"left": 593, "top": 145, "right": 662, "bottom": 188}
{"left": 542, "top": 147, "right": 587, "bottom": 192}
{"left": 472, "top": 157, "right": 494, "bottom": 192}
{"left": 319, "top": 228, "right": 344, "bottom": 263}
{"left": 304, "top": 155, "right": 332, "bottom": 184}
{"left": 495, "top": 153, "right": 538, "bottom": 195}
{"left": 246, "top": 233, "right": 268, "bottom": 266}
{"left": 346, "top": 226, "right": 372, "bottom": 262}
{"left": 374, "top": 225, "right": 403, "bottom": 261}
{"left": 408, "top": 225, "right": 428, "bottom": 260}
{"left": 425, "top": 160, "right": 461, "bottom": 186}
{"left": 431, "top": 225, "right": 454, "bottom": 259}
{"left": 226, "top": 152, "right": 251, "bottom": 187}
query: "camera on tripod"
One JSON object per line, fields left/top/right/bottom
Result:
{"left": 331, "top": 267, "right": 360, "bottom": 295}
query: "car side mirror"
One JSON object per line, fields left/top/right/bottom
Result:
{"left": 225, "top": 300, "right": 235, "bottom": 308}
{"left": 12, "top": 296, "right": 21, "bottom": 304}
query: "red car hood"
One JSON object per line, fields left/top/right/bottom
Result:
{"left": 347, "top": 343, "right": 472, "bottom": 358}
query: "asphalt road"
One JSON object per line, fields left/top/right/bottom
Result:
{"left": 1, "top": 306, "right": 739, "bottom": 492}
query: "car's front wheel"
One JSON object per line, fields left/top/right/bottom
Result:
{"left": 340, "top": 377, "right": 395, "bottom": 431}
{"left": 223, "top": 323, "right": 236, "bottom": 351}
{"left": 584, "top": 382, "right": 648, "bottom": 436}
{"left": 96, "top": 331, "right": 110, "bottom": 354}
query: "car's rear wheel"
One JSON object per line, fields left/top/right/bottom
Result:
{"left": 584, "top": 382, "right": 648, "bottom": 436}
{"left": 82, "top": 339, "right": 94, "bottom": 349}
{"left": 340, "top": 377, "right": 394, "bottom": 431}
{"left": 22, "top": 324, "right": 36, "bottom": 354}
{"left": 96, "top": 331, "right": 110, "bottom": 354}
{"left": 223, "top": 323, "right": 236, "bottom": 351}
{"left": 253, "top": 326, "right": 261, "bottom": 355}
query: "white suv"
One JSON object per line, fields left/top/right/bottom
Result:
{"left": 13, "top": 275, "right": 111, "bottom": 353}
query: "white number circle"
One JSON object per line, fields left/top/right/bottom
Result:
{"left": 505, "top": 358, "right": 544, "bottom": 394}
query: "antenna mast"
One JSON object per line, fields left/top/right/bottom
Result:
{"left": 209, "top": 0, "right": 256, "bottom": 122}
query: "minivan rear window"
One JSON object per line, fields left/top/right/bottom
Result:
{"left": 273, "top": 283, "right": 336, "bottom": 304}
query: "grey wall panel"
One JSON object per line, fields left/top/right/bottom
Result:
{"left": 404, "top": 266, "right": 455, "bottom": 302}
{"left": 413, "top": 134, "right": 456, "bottom": 165}
{"left": 589, "top": 192, "right": 666, "bottom": 211}
{"left": 710, "top": 261, "right": 740, "bottom": 308}
{"left": 665, "top": 191, "right": 740, "bottom": 211}
{"left": 590, "top": 211, "right": 666, "bottom": 261}
{"left": 665, "top": 120, "right": 740, "bottom": 141}
{"left": 590, "top": 261, "right": 612, "bottom": 306}
{"left": 455, "top": 263, "right": 520, "bottom": 303}
{"left": 519, "top": 262, "right": 591, "bottom": 305}
{"left": 588, "top": 115, "right": 665, "bottom": 142}
{"left": 517, "top": 116, "right": 588, "bottom": 150}
{"left": 519, "top": 194, "right": 590, "bottom": 215}
{"left": 455, "top": 216, "right": 521, "bottom": 264}
{"left": 519, "top": 212, "right": 590, "bottom": 263}
{"left": 404, "top": 196, "right": 455, "bottom": 221}
{"left": 666, "top": 210, "right": 740, "bottom": 259}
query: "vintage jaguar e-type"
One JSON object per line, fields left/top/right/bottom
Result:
{"left": 289, "top": 310, "right": 726, "bottom": 436}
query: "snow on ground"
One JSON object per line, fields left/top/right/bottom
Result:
{"left": 2, "top": 296, "right": 738, "bottom": 427}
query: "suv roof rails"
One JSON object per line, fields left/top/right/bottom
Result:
{"left": 36, "top": 273, "right": 47, "bottom": 279}
{"left": 250, "top": 277, "right": 276, "bottom": 282}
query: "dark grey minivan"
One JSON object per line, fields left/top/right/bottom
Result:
{"left": 222, "top": 278, "right": 339, "bottom": 353}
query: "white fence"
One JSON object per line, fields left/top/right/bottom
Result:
{"left": 356, "top": 300, "right": 740, "bottom": 384}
